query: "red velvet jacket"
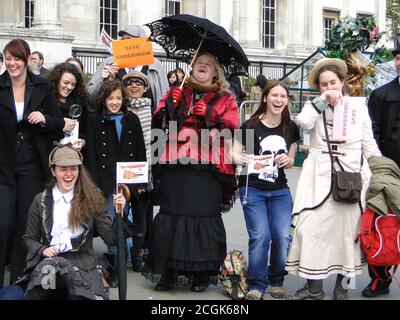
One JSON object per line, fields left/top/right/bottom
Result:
{"left": 153, "top": 85, "right": 239, "bottom": 176}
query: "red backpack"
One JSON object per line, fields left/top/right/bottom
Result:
{"left": 358, "top": 208, "right": 400, "bottom": 288}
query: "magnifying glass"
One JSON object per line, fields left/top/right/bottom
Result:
{"left": 69, "top": 104, "right": 82, "bottom": 119}
{"left": 63, "top": 104, "right": 82, "bottom": 141}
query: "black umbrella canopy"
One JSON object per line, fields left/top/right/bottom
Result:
{"left": 146, "top": 14, "right": 250, "bottom": 76}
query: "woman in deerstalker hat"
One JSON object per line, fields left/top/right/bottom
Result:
{"left": 21, "top": 143, "right": 134, "bottom": 300}
{"left": 285, "top": 58, "right": 381, "bottom": 300}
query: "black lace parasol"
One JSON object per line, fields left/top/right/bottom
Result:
{"left": 145, "top": 14, "right": 250, "bottom": 77}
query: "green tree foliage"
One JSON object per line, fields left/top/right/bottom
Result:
{"left": 325, "top": 16, "right": 390, "bottom": 64}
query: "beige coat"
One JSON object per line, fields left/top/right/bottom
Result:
{"left": 286, "top": 99, "right": 381, "bottom": 280}
{"left": 292, "top": 100, "right": 380, "bottom": 217}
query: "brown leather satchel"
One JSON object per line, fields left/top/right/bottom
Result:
{"left": 323, "top": 111, "right": 362, "bottom": 204}
{"left": 332, "top": 171, "right": 362, "bottom": 203}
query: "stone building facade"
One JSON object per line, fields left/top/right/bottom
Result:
{"left": 0, "top": 0, "right": 387, "bottom": 74}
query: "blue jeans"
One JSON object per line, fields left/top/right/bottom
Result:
{"left": 239, "top": 186, "right": 293, "bottom": 294}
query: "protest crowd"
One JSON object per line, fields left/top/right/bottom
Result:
{"left": 0, "top": 14, "right": 400, "bottom": 301}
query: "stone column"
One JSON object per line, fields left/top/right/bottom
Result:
{"left": 238, "top": 0, "right": 261, "bottom": 47}
{"left": 375, "top": 0, "right": 387, "bottom": 40}
{"left": 32, "top": 0, "right": 62, "bottom": 29}
{"left": 0, "top": 1, "right": 18, "bottom": 27}
{"left": 205, "top": 0, "right": 234, "bottom": 32}
{"left": 286, "top": 0, "right": 307, "bottom": 50}
{"left": 305, "top": 0, "right": 323, "bottom": 49}
{"left": 183, "top": 0, "right": 206, "bottom": 17}
{"left": 127, "top": 0, "right": 163, "bottom": 27}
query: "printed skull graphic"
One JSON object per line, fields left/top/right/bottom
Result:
{"left": 257, "top": 135, "right": 287, "bottom": 182}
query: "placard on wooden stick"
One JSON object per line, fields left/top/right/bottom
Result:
{"left": 112, "top": 37, "right": 154, "bottom": 68}
{"left": 116, "top": 162, "right": 148, "bottom": 186}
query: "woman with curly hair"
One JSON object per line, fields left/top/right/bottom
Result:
{"left": 46, "top": 62, "right": 91, "bottom": 151}
{"left": 22, "top": 144, "right": 132, "bottom": 300}
{"left": 85, "top": 79, "right": 147, "bottom": 287}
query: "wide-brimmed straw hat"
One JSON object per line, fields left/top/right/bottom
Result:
{"left": 308, "top": 58, "right": 347, "bottom": 89}
{"left": 48, "top": 142, "right": 83, "bottom": 167}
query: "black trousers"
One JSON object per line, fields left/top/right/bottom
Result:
{"left": 0, "top": 184, "right": 16, "bottom": 287}
{"left": 130, "top": 192, "right": 148, "bottom": 251}
{"left": 9, "top": 159, "right": 44, "bottom": 284}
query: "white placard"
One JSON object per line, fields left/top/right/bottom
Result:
{"left": 247, "top": 155, "right": 274, "bottom": 175}
{"left": 333, "top": 97, "right": 364, "bottom": 141}
{"left": 116, "top": 162, "right": 148, "bottom": 185}
{"left": 60, "top": 121, "right": 79, "bottom": 145}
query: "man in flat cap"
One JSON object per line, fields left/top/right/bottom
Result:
{"left": 87, "top": 24, "right": 169, "bottom": 113}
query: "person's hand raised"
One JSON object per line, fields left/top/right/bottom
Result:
{"left": 320, "top": 90, "right": 343, "bottom": 107}
{"left": 113, "top": 192, "right": 126, "bottom": 214}
{"left": 170, "top": 87, "right": 182, "bottom": 106}
{"left": 63, "top": 118, "right": 77, "bottom": 132}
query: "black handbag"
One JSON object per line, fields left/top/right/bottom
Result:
{"left": 323, "top": 111, "right": 362, "bottom": 204}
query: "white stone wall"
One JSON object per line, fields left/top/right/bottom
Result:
{"left": 0, "top": 0, "right": 388, "bottom": 67}
{"left": 60, "top": 0, "right": 99, "bottom": 48}
{"left": 0, "top": 29, "right": 74, "bottom": 68}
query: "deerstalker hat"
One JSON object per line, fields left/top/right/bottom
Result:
{"left": 48, "top": 142, "right": 83, "bottom": 167}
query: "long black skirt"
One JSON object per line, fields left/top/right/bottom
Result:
{"left": 144, "top": 165, "right": 227, "bottom": 286}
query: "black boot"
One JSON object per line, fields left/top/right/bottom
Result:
{"left": 155, "top": 269, "right": 174, "bottom": 291}
{"left": 130, "top": 248, "right": 144, "bottom": 273}
{"left": 104, "top": 253, "right": 118, "bottom": 288}
{"left": 155, "top": 276, "right": 172, "bottom": 291}
{"left": 191, "top": 272, "right": 209, "bottom": 293}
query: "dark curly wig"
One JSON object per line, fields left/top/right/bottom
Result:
{"left": 46, "top": 62, "right": 90, "bottom": 107}
{"left": 95, "top": 79, "right": 130, "bottom": 113}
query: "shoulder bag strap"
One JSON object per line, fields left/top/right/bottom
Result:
{"left": 322, "top": 111, "right": 336, "bottom": 172}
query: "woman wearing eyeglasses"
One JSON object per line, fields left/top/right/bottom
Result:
{"left": 85, "top": 79, "right": 147, "bottom": 287}
{"left": 122, "top": 70, "right": 153, "bottom": 273}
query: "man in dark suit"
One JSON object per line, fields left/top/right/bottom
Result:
{"left": 364, "top": 47, "right": 400, "bottom": 298}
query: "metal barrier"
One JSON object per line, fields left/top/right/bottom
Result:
{"left": 72, "top": 47, "right": 299, "bottom": 80}
{"left": 238, "top": 100, "right": 259, "bottom": 125}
